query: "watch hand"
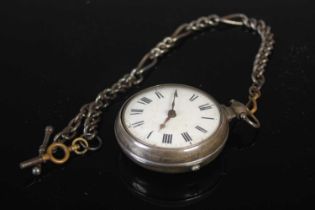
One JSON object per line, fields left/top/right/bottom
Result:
{"left": 159, "top": 116, "right": 171, "bottom": 130}
{"left": 171, "top": 89, "right": 178, "bottom": 111}
{"left": 161, "top": 90, "right": 178, "bottom": 129}
{"left": 160, "top": 90, "right": 178, "bottom": 130}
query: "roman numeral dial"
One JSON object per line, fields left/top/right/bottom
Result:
{"left": 122, "top": 84, "right": 221, "bottom": 149}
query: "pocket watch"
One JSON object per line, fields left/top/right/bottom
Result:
{"left": 20, "top": 14, "right": 274, "bottom": 175}
{"left": 115, "top": 84, "right": 231, "bottom": 173}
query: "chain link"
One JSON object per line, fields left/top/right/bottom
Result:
{"left": 54, "top": 13, "right": 274, "bottom": 150}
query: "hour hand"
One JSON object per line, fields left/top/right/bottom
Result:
{"left": 159, "top": 116, "right": 170, "bottom": 130}
{"left": 159, "top": 109, "right": 177, "bottom": 130}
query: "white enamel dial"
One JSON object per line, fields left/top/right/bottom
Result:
{"left": 122, "top": 84, "right": 221, "bottom": 149}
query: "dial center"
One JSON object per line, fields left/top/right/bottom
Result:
{"left": 168, "top": 109, "right": 176, "bottom": 118}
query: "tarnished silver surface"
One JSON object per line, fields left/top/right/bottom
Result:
{"left": 115, "top": 84, "right": 230, "bottom": 173}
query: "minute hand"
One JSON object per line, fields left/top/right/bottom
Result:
{"left": 171, "top": 90, "right": 178, "bottom": 111}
